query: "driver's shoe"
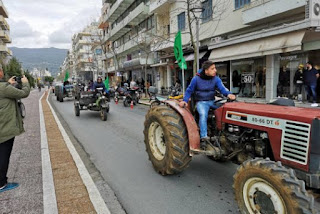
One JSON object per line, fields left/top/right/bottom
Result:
{"left": 200, "top": 137, "right": 210, "bottom": 150}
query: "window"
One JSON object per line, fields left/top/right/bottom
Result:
{"left": 177, "top": 12, "right": 185, "bottom": 31}
{"left": 201, "top": 0, "right": 213, "bottom": 23}
{"left": 235, "top": 0, "right": 251, "bottom": 10}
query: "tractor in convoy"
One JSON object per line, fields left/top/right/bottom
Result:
{"left": 144, "top": 87, "right": 319, "bottom": 213}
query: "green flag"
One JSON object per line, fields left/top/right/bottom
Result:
{"left": 104, "top": 75, "right": 109, "bottom": 91}
{"left": 64, "top": 71, "right": 69, "bottom": 82}
{"left": 174, "top": 31, "right": 187, "bottom": 70}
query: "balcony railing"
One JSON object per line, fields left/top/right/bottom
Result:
{"left": 0, "top": 30, "right": 11, "bottom": 43}
{"left": 150, "top": 0, "right": 174, "bottom": 14}
{"left": 105, "top": 0, "right": 135, "bottom": 23}
{"left": 0, "top": 16, "right": 9, "bottom": 30}
{"left": 106, "top": 2, "right": 149, "bottom": 41}
{"left": 242, "top": 0, "right": 306, "bottom": 25}
{"left": 0, "top": 44, "right": 11, "bottom": 55}
{"left": 0, "top": 1, "right": 8, "bottom": 18}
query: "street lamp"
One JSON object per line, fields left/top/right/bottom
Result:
{"left": 190, "top": 7, "right": 204, "bottom": 72}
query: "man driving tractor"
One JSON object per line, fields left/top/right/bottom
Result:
{"left": 93, "top": 76, "right": 109, "bottom": 100}
{"left": 179, "top": 61, "right": 236, "bottom": 150}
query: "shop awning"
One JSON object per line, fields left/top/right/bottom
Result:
{"left": 184, "top": 51, "right": 207, "bottom": 61}
{"left": 209, "top": 30, "right": 306, "bottom": 62}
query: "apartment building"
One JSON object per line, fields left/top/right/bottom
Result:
{"left": 151, "top": 0, "right": 320, "bottom": 101}
{"left": 100, "top": 0, "right": 155, "bottom": 87}
{"left": 60, "top": 50, "right": 75, "bottom": 81}
{"left": 71, "top": 22, "right": 102, "bottom": 82}
{"left": 0, "top": 0, "right": 11, "bottom": 58}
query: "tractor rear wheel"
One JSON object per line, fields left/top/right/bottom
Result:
{"left": 233, "top": 158, "right": 315, "bottom": 214}
{"left": 144, "top": 105, "right": 191, "bottom": 175}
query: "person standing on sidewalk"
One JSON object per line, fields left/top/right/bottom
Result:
{"left": 0, "top": 67, "right": 30, "bottom": 193}
{"left": 304, "top": 61, "right": 319, "bottom": 107}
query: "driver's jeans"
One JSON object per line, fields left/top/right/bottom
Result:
{"left": 196, "top": 100, "right": 218, "bottom": 138}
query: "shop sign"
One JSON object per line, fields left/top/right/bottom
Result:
{"left": 241, "top": 73, "right": 255, "bottom": 83}
{"left": 232, "top": 60, "right": 254, "bottom": 66}
{"left": 279, "top": 55, "right": 297, "bottom": 61}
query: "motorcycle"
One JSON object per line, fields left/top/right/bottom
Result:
{"left": 123, "top": 86, "right": 140, "bottom": 107}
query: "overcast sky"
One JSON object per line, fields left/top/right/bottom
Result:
{"left": 3, "top": 0, "right": 101, "bottom": 49}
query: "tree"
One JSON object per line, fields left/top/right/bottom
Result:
{"left": 3, "top": 57, "right": 23, "bottom": 78}
{"left": 44, "top": 76, "right": 54, "bottom": 84}
{"left": 25, "top": 71, "right": 35, "bottom": 88}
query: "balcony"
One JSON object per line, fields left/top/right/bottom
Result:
{"left": 0, "top": 2, "right": 8, "bottom": 18}
{"left": 151, "top": 37, "right": 174, "bottom": 52}
{"left": 242, "top": 0, "right": 305, "bottom": 25}
{"left": 150, "top": 0, "right": 174, "bottom": 14}
{"left": 0, "top": 45, "right": 11, "bottom": 55}
{"left": 107, "top": 66, "right": 116, "bottom": 73}
{"left": 115, "top": 31, "right": 151, "bottom": 55}
{"left": 105, "top": 0, "right": 135, "bottom": 23}
{"left": 101, "top": 2, "right": 109, "bottom": 15}
{"left": 106, "top": 3, "right": 149, "bottom": 41}
{"left": 0, "top": 30, "right": 11, "bottom": 43}
{"left": 0, "top": 16, "right": 9, "bottom": 30}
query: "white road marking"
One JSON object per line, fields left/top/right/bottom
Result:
{"left": 39, "top": 91, "right": 58, "bottom": 214}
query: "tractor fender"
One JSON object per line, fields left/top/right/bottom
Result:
{"left": 164, "top": 100, "right": 200, "bottom": 152}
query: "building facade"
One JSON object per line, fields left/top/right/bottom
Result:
{"left": 98, "top": 0, "right": 320, "bottom": 101}
{"left": 0, "top": 0, "right": 12, "bottom": 61}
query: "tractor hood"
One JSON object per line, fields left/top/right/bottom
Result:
{"left": 223, "top": 102, "right": 320, "bottom": 124}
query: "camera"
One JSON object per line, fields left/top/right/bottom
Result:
{"left": 13, "top": 76, "right": 22, "bottom": 84}
{"left": 13, "top": 76, "right": 22, "bottom": 89}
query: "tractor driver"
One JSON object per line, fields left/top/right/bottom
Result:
{"left": 179, "top": 60, "right": 236, "bottom": 150}
{"left": 93, "top": 76, "right": 110, "bottom": 100}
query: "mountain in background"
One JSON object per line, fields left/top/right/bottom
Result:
{"left": 10, "top": 47, "right": 68, "bottom": 77}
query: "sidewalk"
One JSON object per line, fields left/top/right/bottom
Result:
{"left": 0, "top": 90, "right": 110, "bottom": 214}
{"left": 0, "top": 89, "right": 44, "bottom": 213}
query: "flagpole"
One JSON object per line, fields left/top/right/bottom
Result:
{"left": 182, "top": 67, "right": 185, "bottom": 95}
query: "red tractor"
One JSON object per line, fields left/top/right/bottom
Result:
{"left": 144, "top": 95, "right": 320, "bottom": 214}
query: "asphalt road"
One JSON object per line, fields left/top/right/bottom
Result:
{"left": 50, "top": 95, "right": 241, "bottom": 214}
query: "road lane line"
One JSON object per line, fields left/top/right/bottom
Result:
{"left": 46, "top": 92, "right": 111, "bottom": 214}
{"left": 39, "top": 91, "right": 58, "bottom": 214}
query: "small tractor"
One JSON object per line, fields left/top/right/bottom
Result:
{"left": 144, "top": 93, "right": 320, "bottom": 214}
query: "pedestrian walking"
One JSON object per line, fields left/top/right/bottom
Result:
{"left": 0, "top": 66, "right": 30, "bottom": 193}
{"left": 304, "top": 61, "right": 319, "bottom": 107}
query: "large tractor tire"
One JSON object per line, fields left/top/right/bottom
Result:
{"left": 144, "top": 105, "right": 191, "bottom": 175}
{"left": 233, "top": 158, "right": 316, "bottom": 214}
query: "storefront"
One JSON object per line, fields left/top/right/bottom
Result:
{"left": 230, "top": 57, "right": 266, "bottom": 98}
{"left": 215, "top": 62, "right": 230, "bottom": 89}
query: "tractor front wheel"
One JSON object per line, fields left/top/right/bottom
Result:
{"left": 233, "top": 158, "right": 315, "bottom": 214}
{"left": 144, "top": 105, "right": 191, "bottom": 175}
{"left": 100, "top": 108, "right": 108, "bottom": 121}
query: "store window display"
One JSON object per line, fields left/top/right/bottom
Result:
{"left": 231, "top": 58, "right": 265, "bottom": 98}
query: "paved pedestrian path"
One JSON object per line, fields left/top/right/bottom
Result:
{"left": 0, "top": 90, "right": 110, "bottom": 214}
{"left": 0, "top": 89, "right": 44, "bottom": 213}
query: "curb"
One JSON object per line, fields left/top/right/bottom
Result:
{"left": 40, "top": 92, "right": 59, "bottom": 214}
{"left": 45, "top": 91, "right": 111, "bottom": 214}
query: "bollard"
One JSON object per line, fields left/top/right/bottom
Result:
{"left": 130, "top": 100, "right": 133, "bottom": 109}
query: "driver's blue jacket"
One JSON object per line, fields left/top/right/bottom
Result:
{"left": 183, "top": 75, "right": 230, "bottom": 103}
{"left": 93, "top": 82, "right": 108, "bottom": 92}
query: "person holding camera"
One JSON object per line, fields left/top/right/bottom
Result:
{"left": 0, "top": 67, "right": 30, "bottom": 193}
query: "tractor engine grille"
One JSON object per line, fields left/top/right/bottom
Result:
{"left": 280, "top": 121, "right": 311, "bottom": 165}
